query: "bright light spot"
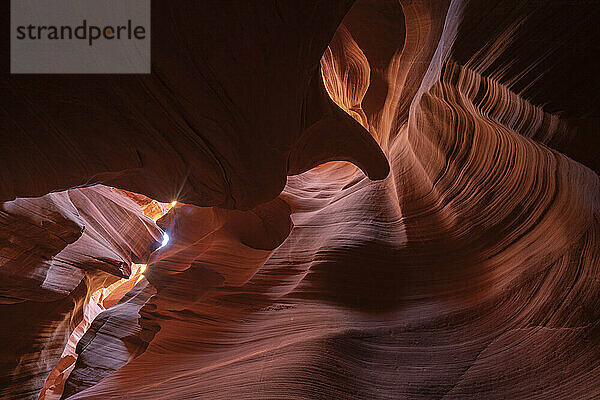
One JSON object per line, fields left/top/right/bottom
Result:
{"left": 171, "top": 201, "right": 177, "bottom": 207}
{"left": 160, "top": 232, "right": 170, "bottom": 248}
{"left": 138, "top": 264, "right": 147, "bottom": 273}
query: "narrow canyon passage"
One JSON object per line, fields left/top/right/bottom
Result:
{"left": 1, "top": 1, "right": 599, "bottom": 399}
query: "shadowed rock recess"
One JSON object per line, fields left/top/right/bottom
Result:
{"left": 2, "top": 1, "right": 599, "bottom": 399}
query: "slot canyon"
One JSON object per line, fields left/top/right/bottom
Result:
{"left": 1, "top": 1, "right": 599, "bottom": 399}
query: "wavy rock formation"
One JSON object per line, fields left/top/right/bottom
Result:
{"left": 2, "top": 0, "right": 599, "bottom": 399}
{"left": 0, "top": 186, "right": 163, "bottom": 399}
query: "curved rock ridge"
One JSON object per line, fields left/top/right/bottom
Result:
{"left": 1, "top": 0, "right": 599, "bottom": 399}
{"left": 59, "top": 196, "right": 293, "bottom": 398}
{"left": 57, "top": 278, "right": 156, "bottom": 400}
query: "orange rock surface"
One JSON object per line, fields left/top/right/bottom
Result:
{"left": 1, "top": 1, "right": 598, "bottom": 399}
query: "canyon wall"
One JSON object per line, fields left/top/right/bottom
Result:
{"left": 2, "top": 0, "right": 598, "bottom": 399}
